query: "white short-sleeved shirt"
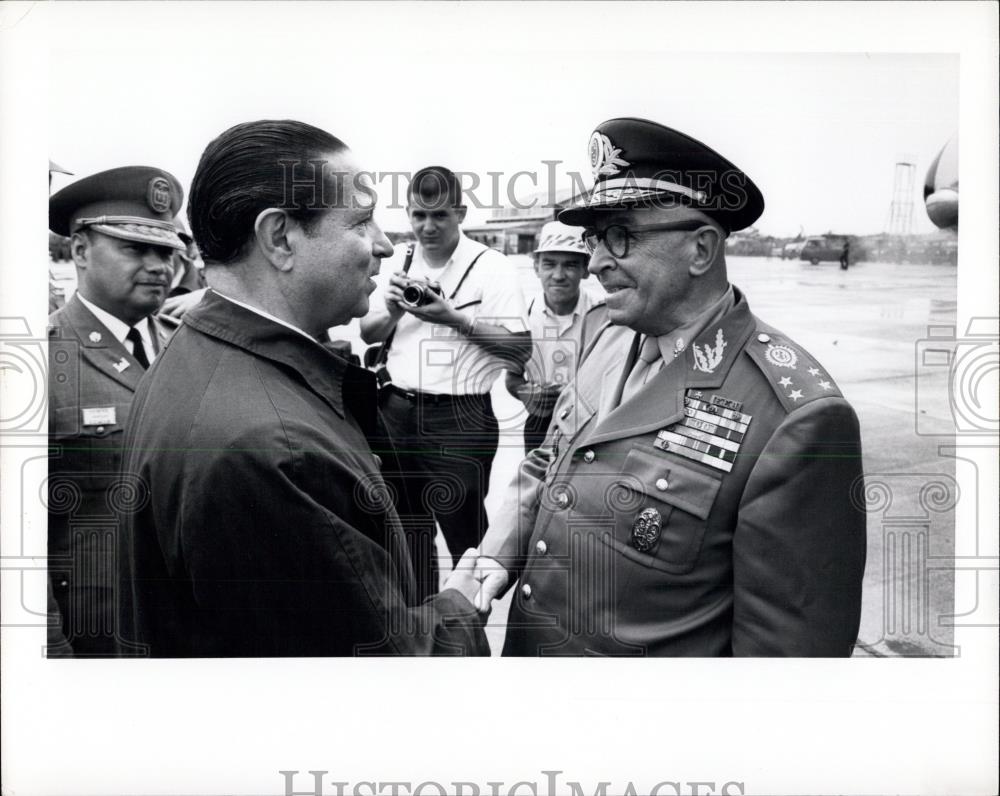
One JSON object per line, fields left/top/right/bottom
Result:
{"left": 369, "top": 233, "right": 528, "bottom": 395}
{"left": 523, "top": 291, "right": 596, "bottom": 388}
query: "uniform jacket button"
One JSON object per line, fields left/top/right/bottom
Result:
{"left": 535, "top": 539, "right": 547, "bottom": 555}
{"left": 559, "top": 407, "right": 570, "bottom": 420}
{"left": 655, "top": 477, "right": 669, "bottom": 491}
{"left": 757, "top": 333, "right": 771, "bottom": 343}
{"left": 555, "top": 492, "right": 569, "bottom": 508}
{"left": 582, "top": 449, "right": 595, "bottom": 463}
{"left": 521, "top": 583, "right": 533, "bottom": 599}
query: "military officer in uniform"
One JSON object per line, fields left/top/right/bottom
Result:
{"left": 476, "top": 118, "right": 867, "bottom": 656}
{"left": 48, "top": 166, "right": 186, "bottom": 656}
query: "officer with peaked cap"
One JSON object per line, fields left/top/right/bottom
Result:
{"left": 476, "top": 118, "right": 867, "bottom": 656}
{"left": 48, "top": 165, "right": 185, "bottom": 656}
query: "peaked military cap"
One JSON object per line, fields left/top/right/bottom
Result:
{"left": 559, "top": 117, "right": 765, "bottom": 233}
{"left": 49, "top": 165, "right": 186, "bottom": 250}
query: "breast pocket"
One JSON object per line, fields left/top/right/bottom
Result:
{"left": 50, "top": 403, "right": 131, "bottom": 484}
{"left": 601, "top": 445, "right": 722, "bottom": 575}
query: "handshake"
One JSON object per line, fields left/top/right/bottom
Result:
{"left": 442, "top": 549, "right": 509, "bottom": 614}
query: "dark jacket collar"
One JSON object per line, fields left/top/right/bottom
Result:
{"left": 182, "top": 290, "right": 377, "bottom": 432}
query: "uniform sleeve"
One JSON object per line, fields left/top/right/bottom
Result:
{"left": 475, "top": 253, "right": 529, "bottom": 334}
{"left": 732, "top": 397, "right": 867, "bottom": 656}
{"left": 479, "top": 439, "right": 554, "bottom": 578}
{"left": 177, "top": 425, "right": 489, "bottom": 657}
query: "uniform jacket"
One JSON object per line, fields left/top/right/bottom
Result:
{"left": 117, "top": 290, "right": 489, "bottom": 657}
{"left": 48, "top": 294, "right": 174, "bottom": 654}
{"left": 482, "top": 287, "right": 866, "bottom": 656}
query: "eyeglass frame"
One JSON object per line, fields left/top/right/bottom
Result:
{"left": 582, "top": 220, "right": 708, "bottom": 258}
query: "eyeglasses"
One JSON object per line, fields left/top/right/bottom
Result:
{"left": 582, "top": 221, "right": 706, "bottom": 258}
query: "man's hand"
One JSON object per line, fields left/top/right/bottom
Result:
{"left": 381, "top": 273, "right": 410, "bottom": 321}
{"left": 388, "top": 274, "right": 463, "bottom": 327}
{"left": 161, "top": 287, "right": 208, "bottom": 319}
{"left": 473, "top": 554, "right": 509, "bottom": 614}
{"left": 441, "top": 548, "right": 486, "bottom": 609}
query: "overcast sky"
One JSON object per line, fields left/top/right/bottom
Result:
{"left": 46, "top": 4, "right": 958, "bottom": 237}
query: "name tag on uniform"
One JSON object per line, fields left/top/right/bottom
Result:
{"left": 82, "top": 406, "right": 116, "bottom": 426}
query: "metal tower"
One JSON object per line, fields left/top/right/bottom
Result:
{"left": 886, "top": 158, "right": 916, "bottom": 235}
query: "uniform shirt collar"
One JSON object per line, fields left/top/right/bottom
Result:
{"left": 652, "top": 284, "right": 735, "bottom": 362}
{"left": 76, "top": 292, "right": 156, "bottom": 358}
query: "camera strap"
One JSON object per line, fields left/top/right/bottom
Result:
{"left": 447, "top": 248, "right": 487, "bottom": 300}
{"left": 368, "top": 243, "right": 415, "bottom": 385}
{"left": 370, "top": 245, "right": 489, "bottom": 388}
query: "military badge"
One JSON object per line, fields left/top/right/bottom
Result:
{"left": 653, "top": 392, "right": 753, "bottom": 473}
{"left": 146, "top": 176, "right": 172, "bottom": 213}
{"left": 711, "top": 394, "right": 743, "bottom": 412}
{"left": 88, "top": 331, "right": 102, "bottom": 343}
{"left": 692, "top": 328, "right": 727, "bottom": 373}
{"left": 113, "top": 357, "right": 130, "bottom": 373}
{"left": 631, "top": 507, "right": 662, "bottom": 552}
{"left": 764, "top": 343, "right": 798, "bottom": 369}
{"left": 589, "top": 132, "right": 630, "bottom": 180}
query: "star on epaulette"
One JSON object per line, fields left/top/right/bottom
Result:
{"left": 745, "top": 328, "right": 844, "bottom": 411}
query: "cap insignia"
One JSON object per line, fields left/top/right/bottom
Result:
{"left": 589, "top": 132, "right": 630, "bottom": 180}
{"left": 146, "top": 176, "right": 172, "bottom": 213}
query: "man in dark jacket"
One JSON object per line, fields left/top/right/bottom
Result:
{"left": 117, "top": 120, "right": 494, "bottom": 656}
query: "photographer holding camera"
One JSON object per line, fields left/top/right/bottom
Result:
{"left": 361, "top": 166, "right": 530, "bottom": 602}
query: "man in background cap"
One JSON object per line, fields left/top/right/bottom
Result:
{"left": 506, "top": 219, "right": 606, "bottom": 454}
{"left": 48, "top": 165, "right": 186, "bottom": 656}
{"left": 477, "top": 118, "right": 867, "bottom": 656}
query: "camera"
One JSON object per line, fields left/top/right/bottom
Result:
{"left": 401, "top": 279, "right": 443, "bottom": 308}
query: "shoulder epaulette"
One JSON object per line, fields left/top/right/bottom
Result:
{"left": 744, "top": 326, "right": 844, "bottom": 411}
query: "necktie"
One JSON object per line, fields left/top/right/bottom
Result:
{"left": 619, "top": 334, "right": 662, "bottom": 405}
{"left": 126, "top": 326, "right": 150, "bottom": 369}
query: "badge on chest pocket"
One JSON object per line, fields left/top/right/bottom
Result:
{"left": 606, "top": 445, "right": 723, "bottom": 574}
{"left": 82, "top": 406, "right": 116, "bottom": 426}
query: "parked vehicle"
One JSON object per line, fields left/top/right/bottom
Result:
{"left": 782, "top": 241, "right": 806, "bottom": 260}
{"left": 800, "top": 235, "right": 850, "bottom": 265}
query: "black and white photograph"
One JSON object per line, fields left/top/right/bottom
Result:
{"left": 1, "top": 2, "right": 997, "bottom": 794}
